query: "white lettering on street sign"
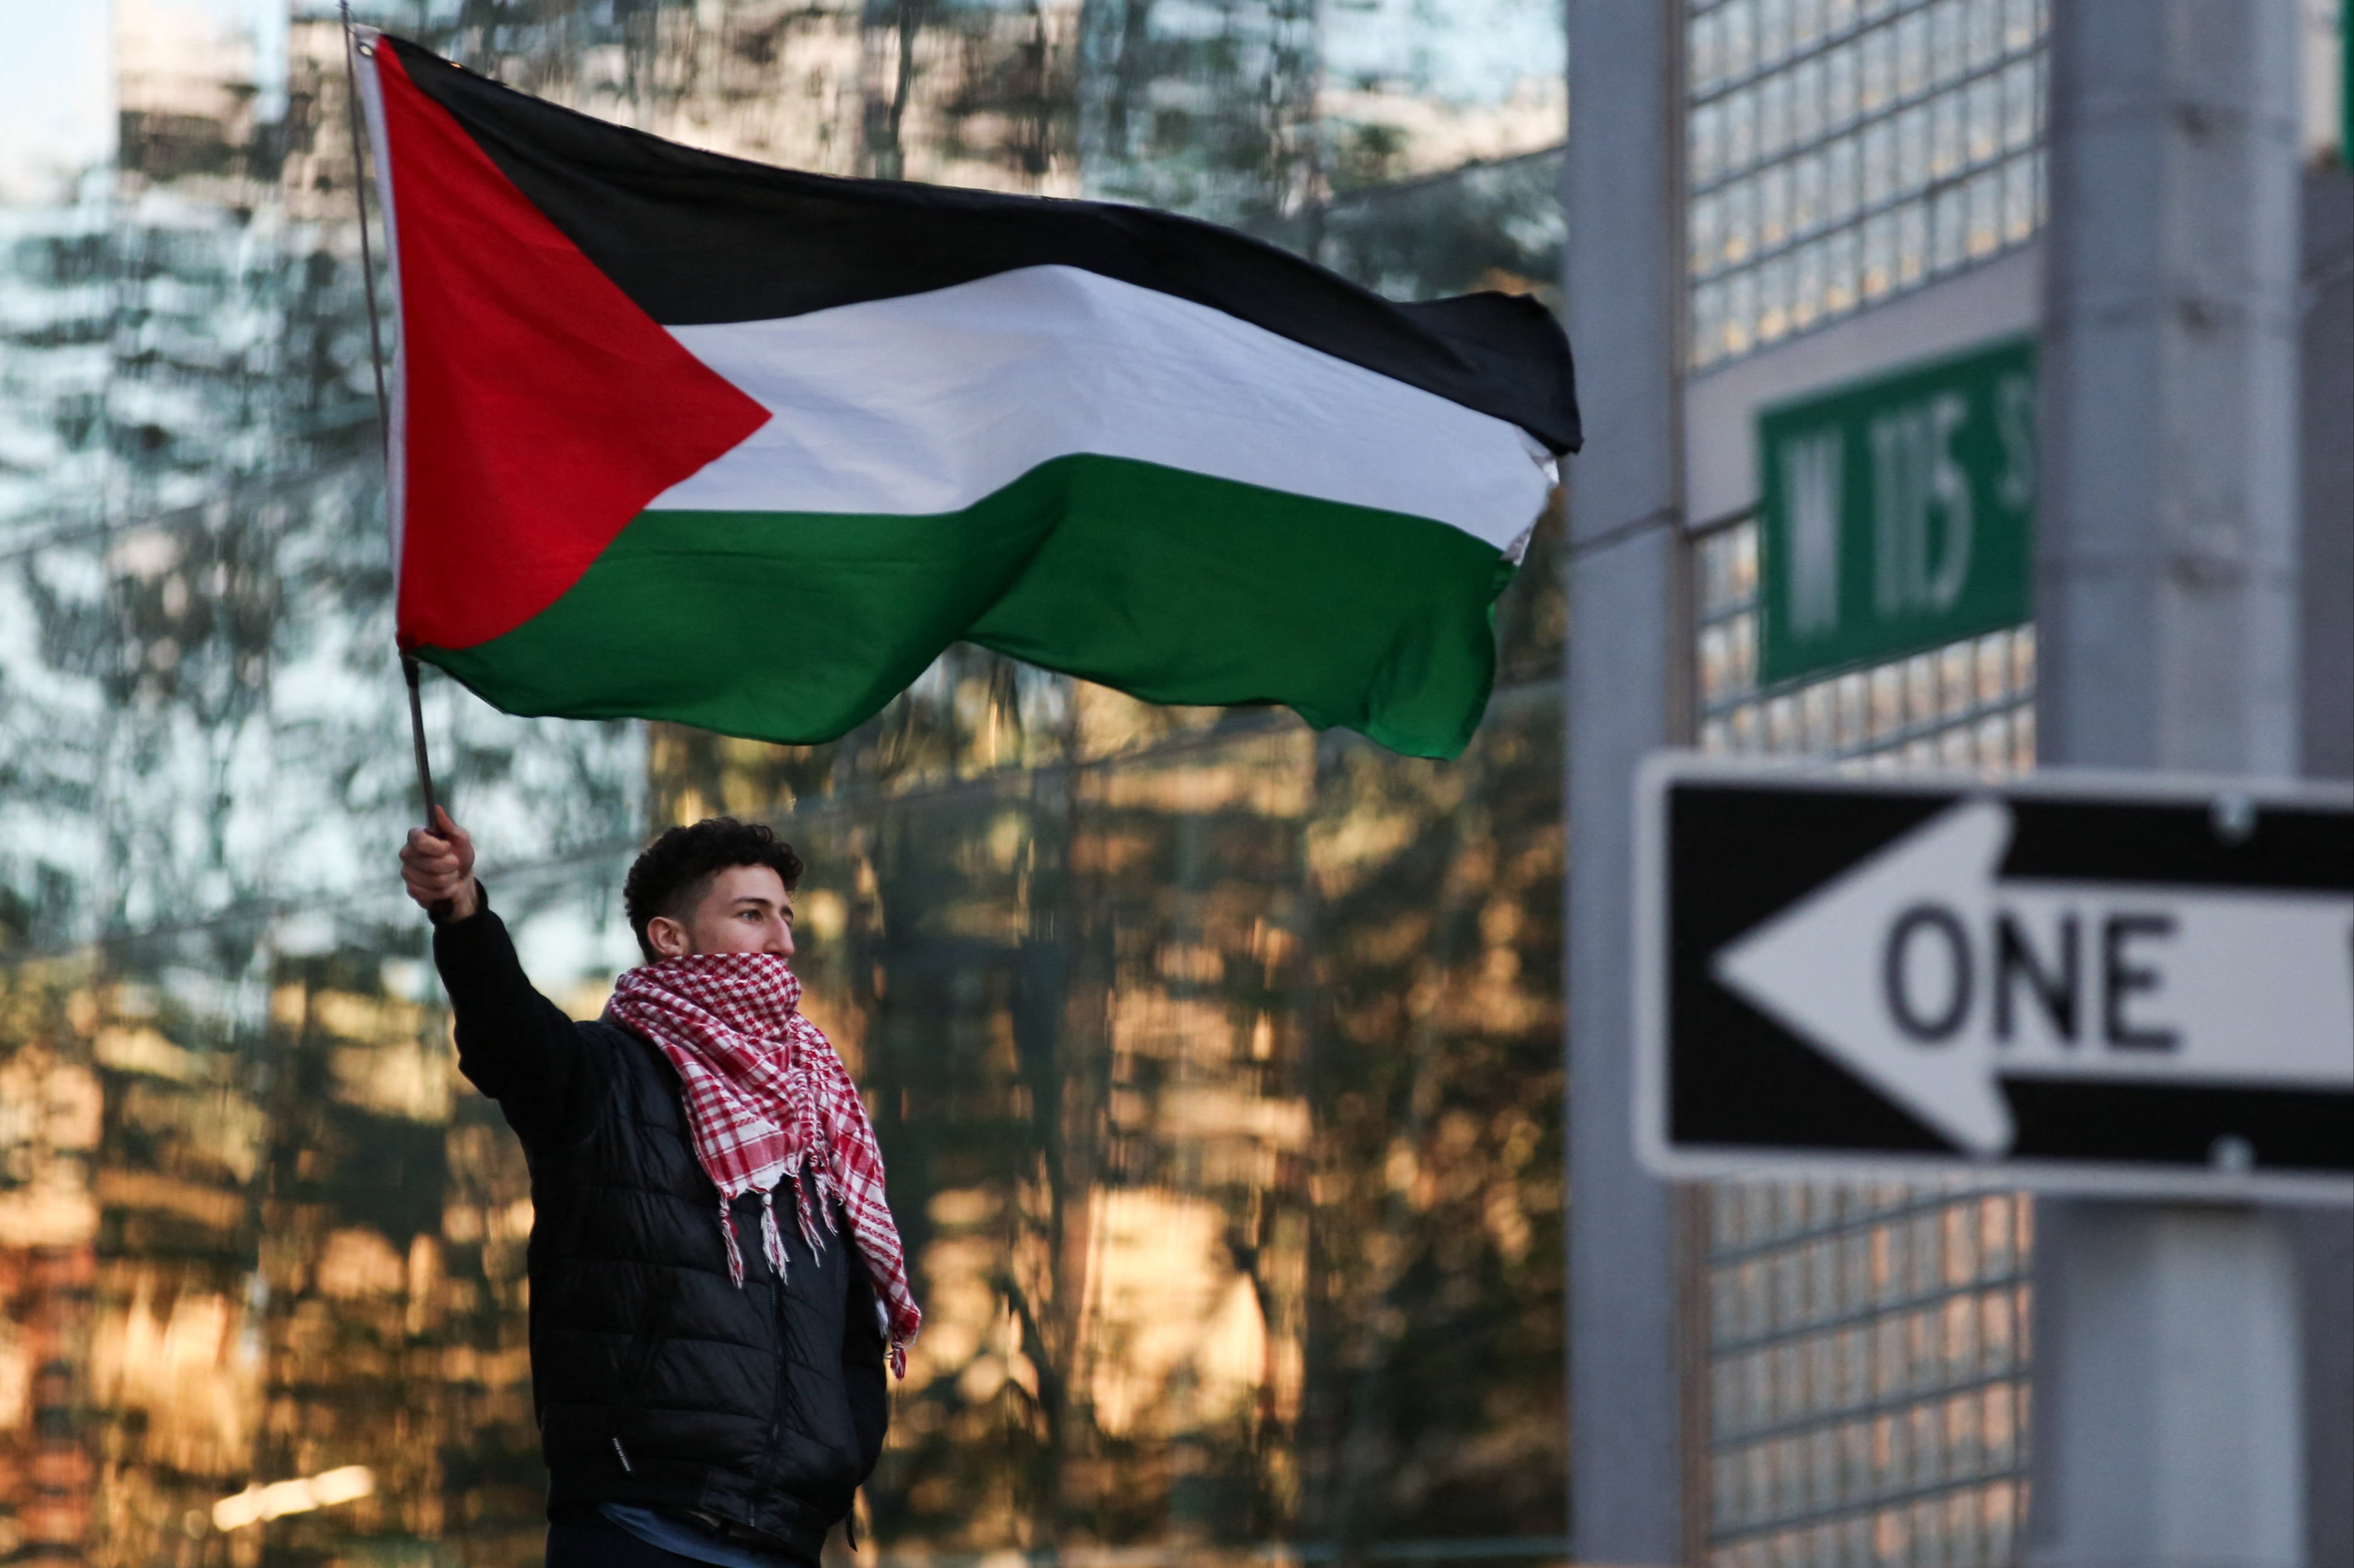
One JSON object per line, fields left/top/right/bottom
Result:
{"left": 1711, "top": 799, "right": 2354, "bottom": 1155}
{"left": 1869, "top": 391, "right": 1974, "bottom": 618}
{"left": 1782, "top": 429, "right": 1843, "bottom": 637}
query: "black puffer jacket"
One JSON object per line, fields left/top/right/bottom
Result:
{"left": 433, "top": 894, "right": 888, "bottom": 1561}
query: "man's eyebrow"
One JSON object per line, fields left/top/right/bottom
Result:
{"left": 727, "top": 893, "right": 795, "bottom": 909}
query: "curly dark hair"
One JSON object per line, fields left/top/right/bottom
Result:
{"left": 622, "top": 817, "right": 805, "bottom": 962}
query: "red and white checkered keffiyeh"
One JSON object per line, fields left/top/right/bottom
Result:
{"left": 607, "top": 953, "right": 920, "bottom": 1375}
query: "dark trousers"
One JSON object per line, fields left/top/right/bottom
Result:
{"left": 545, "top": 1513, "right": 708, "bottom": 1567}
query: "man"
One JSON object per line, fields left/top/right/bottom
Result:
{"left": 400, "top": 809, "right": 920, "bottom": 1567}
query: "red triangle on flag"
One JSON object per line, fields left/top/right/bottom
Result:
{"left": 375, "top": 46, "right": 768, "bottom": 652}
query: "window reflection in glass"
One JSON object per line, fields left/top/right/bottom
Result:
{"left": 1686, "top": 0, "right": 2048, "bottom": 368}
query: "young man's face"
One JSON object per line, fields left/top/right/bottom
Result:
{"left": 646, "top": 864, "right": 796, "bottom": 960}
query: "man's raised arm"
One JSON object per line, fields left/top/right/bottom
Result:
{"left": 400, "top": 810, "right": 596, "bottom": 1145}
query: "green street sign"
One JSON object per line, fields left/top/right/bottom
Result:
{"left": 1757, "top": 337, "right": 2035, "bottom": 686}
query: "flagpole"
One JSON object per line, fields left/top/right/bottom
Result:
{"left": 341, "top": 2, "right": 390, "bottom": 470}
{"left": 403, "top": 655, "right": 442, "bottom": 828}
{"left": 340, "top": 4, "right": 444, "bottom": 837}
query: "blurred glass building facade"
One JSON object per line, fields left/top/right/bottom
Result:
{"left": 1685, "top": 4, "right": 2045, "bottom": 1564}
{"left": 0, "top": 2, "right": 1568, "bottom": 1563}
{"left": 1686, "top": 0, "right": 2048, "bottom": 371}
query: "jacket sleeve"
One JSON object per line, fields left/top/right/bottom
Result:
{"left": 431, "top": 887, "right": 603, "bottom": 1149}
{"left": 841, "top": 1249, "right": 890, "bottom": 1482}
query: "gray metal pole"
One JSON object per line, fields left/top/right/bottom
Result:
{"left": 2296, "top": 150, "right": 2354, "bottom": 1568}
{"left": 1563, "top": 1, "right": 1690, "bottom": 1560}
{"left": 2031, "top": 2, "right": 2310, "bottom": 1564}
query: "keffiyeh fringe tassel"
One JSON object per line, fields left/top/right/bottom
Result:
{"left": 717, "top": 1187, "right": 803, "bottom": 1287}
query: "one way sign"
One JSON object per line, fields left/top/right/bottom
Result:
{"left": 1635, "top": 757, "right": 2353, "bottom": 1199}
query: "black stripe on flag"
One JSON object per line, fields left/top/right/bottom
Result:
{"left": 380, "top": 36, "right": 1581, "bottom": 456}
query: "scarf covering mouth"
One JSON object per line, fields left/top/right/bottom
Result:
{"left": 607, "top": 952, "right": 920, "bottom": 1374}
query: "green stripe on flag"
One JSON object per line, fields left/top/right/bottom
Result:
{"left": 416, "top": 454, "right": 1511, "bottom": 759}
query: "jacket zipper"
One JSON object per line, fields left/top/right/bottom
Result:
{"left": 758, "top": 1178, "right": 820, "bottom": 1498}
{"left": 611, "top": 1437, "right": 634, "bottom": 1474}
{"left": 761, "top": 1229, "right": 792, "bottom": 1486}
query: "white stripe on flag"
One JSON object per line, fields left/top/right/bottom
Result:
{"left": 650, "top": 265, "right": 1554, "bottom": 550}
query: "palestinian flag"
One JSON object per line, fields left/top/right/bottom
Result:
{"left": 353, "top": 29, "right": 1578, "bottom": 760}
